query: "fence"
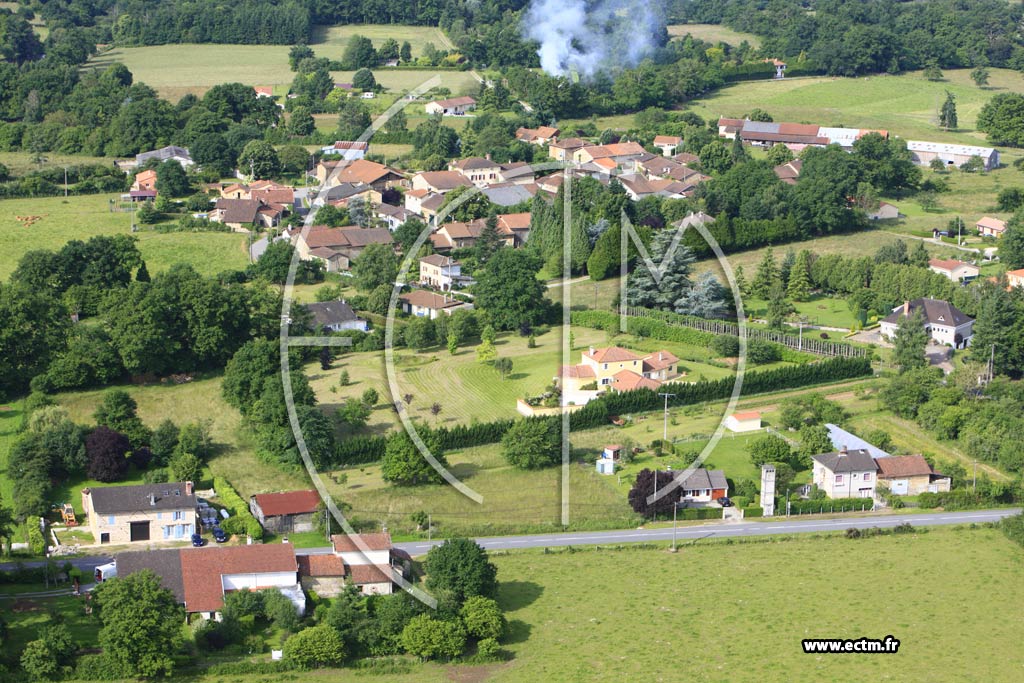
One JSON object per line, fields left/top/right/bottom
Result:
{"left": 622, "top": 306, "right": 868, "bottom": 359}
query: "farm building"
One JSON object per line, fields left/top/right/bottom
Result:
{"left": 320, "top": 141, "right": 369, "bottom": 160}
{"left": 136, "top": 145, "right": 193, "bottom": 168}
{"left": 867, "top": 202, "right": 899, "bottom": 220}
{"left": 874, "top": 455, "right": 952, "bottom": 496}
{"left": 249, "top": 490, "right": 321, "bottom": 533}
{"left": 425, "top": 96, "right": 476, "bottom": 116}
{"left": 906, "top": 141, "right": 999, "bottom": 171}
{"left": 725, "top": 412, "right": 762, "bottom": 433}
{"left": 928, "top": 258, "right": 979, "bottom": 283}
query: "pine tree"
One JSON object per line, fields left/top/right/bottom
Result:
{"left": 766, "top": 280, "right": 792, "bottom": 329}
{"left": 135, "top": 261, "right": 150, "bottom": 282}
{"left": 893, "top": 309, "right": 929, "bottom": 372}
{"left": 939, "top": 91, "right": 958, "bottom": 130}
{"left": 625, "top": 228, "right": 697, "bottom": 311}
{"left": 786, "top": 250, "right": 813, "bottom": 301}
{"left": 475, "top": 212, "right": 502, "bottom": 265}
{"left": 675, "top": 271, "right": 725, "bottom": 318}
{"left": 779, "top": 248, "right": 796, "bottom": 286}
{"left": 734, "top": 265, "right": 748, "bottom": 298}
{"left": 751, "top": 248, "right": 779, "bottom": 299}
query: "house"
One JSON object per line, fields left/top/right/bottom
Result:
{"left": 411, "top": 170, "right": 473, "bottom": 194}
{"left": 773, "top": 159, "right": 802, "bottom": 185}
{"left": 374, "top": 202, "right": 416, "bottom": 231}
{"left": 879, "top": 298, "right": 974, "bottom": 349}
{"left": 430, "top": 221, "right": 483, "bottom": 251}
{"left": 419, "top": 254, "right": 471, "bottom": 291}
{"left": 548, "top": 137, "right": 587, "bottom": 161}
{"left": 516, "top": 126, "right": 560, "bottom": 145}
{"left": 928, "top": 258, "right": 979, "bottom": 283}
{"left": 250, "top": 183, "right": 296, "bottom": 209}
{"left": 210, "top": 198, "right": 283, "bottom": 231}
{"left": 573, "top": 141, "right": 648, "bottom": 167}
{"left": 1006, "top": 268, "right": 1024, "bottom": 289}
{"left": 867, "top": 201, "right": 900, "bottom": 221}
{"left": 596, "top": 458, "right": 616, "bottom": 475}
{"left": 906, "top": 141, "right": 999, "bottom": 171}
{"left": 303, "top": 301, "right": 369, "bottom": 332}
{"left": 874, "top": 455, "right": 952, "bottom": 496}
{"left": 404, "top": 188, "right": 438, "bottom": 216}
{"left": 320, "top": 141, "right": 368, "bottom": 160}
{"left": 299, "top": 532, "right": 399, "bottom": 596}
{"left": 677, "top": 468, "right": 729, "bottom": 505}
{"left": 825, "top": 424, "right": 891, "bottom": 459}
{"left": 557, "top": 346, "right": 681, "bottom": 404}
{"left": 254, "top": 86, "right": 274, "bottom": 98}
{"left": 536, "top": 172, "right": 565, "bottom": 194}
{"left": 132, "top": 169, "right": 158, "bottom": 193}
{"left": 725, "top": 411, "right": 761, "bottom": 433}
{"left": 976, "top": 216, "right": 1007, "bottom": 238}
{"left": 497, "top": 212, "right": 531, "bottom": 247}
{"left": 481, "top": 182, "right": 536, "bottom": 206}
{"left": 425, "top": 96, "right": 476, "bottom": 116}
{"left": 653, "top": 135, "right": 682, "bottom": 156}
{"left": 115, "top": 544, "right": 304, "bottom": 620}
{"left": 399, "top": 290, "right": 473, "bottom": 319}
{"left": 602, "top": 445, "right": 623, "bottom": 460}
{"left": 136, "top": 146, "right": 193, "bottom": 168}
{"left": 556, "top": 363, "right": 599, "bottom": 406}
{"left": 497, "top": 162, "right": 535, "bottom": 186}
{"left": 811, "top": 447, "right": 879, "bottom": 499}
{"left": 249, "top": 490, "right": 321, "bottom": 533}
{"left": 82, "top": 481, "right": 197, "bottom": 545}
{"left": 316, "top": 159, "right": 406, "bottom": 191}
{"left": 294, "top": 225, "right": 394, "bottom": 268}
{"left": 765, "top": 57, "right": 787, "bottom": 78}
{"left": 450, "top": 156, "right": 502, "bottom": 186}
{"left": 319, "top": 182, "right": 376, "bottom": 207}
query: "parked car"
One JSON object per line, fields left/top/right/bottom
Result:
{"left": 212, "top": 527, "right": 228, "bottom": 543}
{"left": 717, "top": 496, "right": 733, "bottom": 507}
{"left": 191, "top": 533, "right": 205, "bottom": 547}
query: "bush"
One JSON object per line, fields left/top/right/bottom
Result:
{"left": 1001, "top": 513, "right": 1024, "bottom": 548}
{"left": 788, "top": 497, "right": 873, "bottom": 514}
{"left": 680, "top": 507, "right": 722, "bottom": 520}
{"left": 731, "top": 496, "right": 750, "bottom": 508}
{"left": 74, "top": 654, "right": 126, "bottom": 681}
{"left": 742, "top": 506, "right": 763, "bottom": 518}
{"left": 213, "top": 477, "right": 263, "bottom": 539}
{"left": 747, "top": 339, "right": 782, "bottom": 364}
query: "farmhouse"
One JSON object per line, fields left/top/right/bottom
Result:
{"left": 906, "top": 141, "right": 999, "bottom": 171}
{"left": 316, "top": 159, "right": 406, "bottom": 190}
{"left": 879, "top": 298, "right": 974, "bottom": 349}
{"left": 773, "top": 159, "right": 802, "bottom": 185}
{"left": 249, "top": 490, "right": 321, "bottom": 533}
{"left": 419, "top": 254, "right": 472, "bottom": 291}
{"left": 82, "top": 481, "right": 197, "bottom": 545}
{"left": 573, "top": 141, "right": 648, "bottom": 167}
{"left": 303, "top": 301, "right": 369, "bottom": 332}
{"left": 253, "top": 86, "right": 274, "bottom": 98}
{"left": 725, "top": 411, "right": 762, "bottom": 433}
{"left": 976, "top": 216, "right": 1007, "bottom": 238}
{"left": 811, "top": 447, "right": 879, "bottom": 499}
{"left": 425, "top": 96, "right": 476, "bottom": 116}
{"left": 399, "top": 290, "right": 473, "bottom": 319}
{"left": 209, "top": 198, "right": 284, "bottom": 231}
{"left": 547, "top": 137, "right": 587, "bottom": 161}
{"left": 320, "top": 141, "right": 369, "bottom": 159}
{"left": 874, "top": 455, "right": 952, "bottom": 496}
{"left": 374, "top": 202, "right": 417, "bottom": 231}
{"left": 516, "top": 126, "right": 559, "bottom": 145}
{"left": 717, "top": 119, "right": 888, "bottom": 152}
{"left": 676, "top": 468, "right": 729, "bottom": 505}
{"left": 294, "top": 225, "right": 393, "bottom": 269}
{"left": 115, "top": 544, "right": 304, "bottom": 620}
{"left": 450, "top": 156, "right": 503, "bottom": 186}
{"left": 928, "top": 258, "right": 979, "bottom": 283}
{"left": 297, "top": 534, "right": 401, "bottom": 597}
{"left": 132, "top": 169, "right": 158, "bottom": 193}
{"left": 136, "top": 145, "right": 193, "bottom": 168}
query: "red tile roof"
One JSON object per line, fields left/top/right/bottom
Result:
{"left": 331, "top": 532, "right": 392, "bottom": 553}
{"left": 928, "top": 258, "right": 972, "bottom": 272}
{"left": 297, "top": 554, "right": 346, "bottom": 577}
{"left": 585, "top": 346, "right": 641, "bottom": 363}
{"left": 874, "top": 455, "right": 935, "bottom": 478}
{"left": 348, "top": 564, "right": 394, "bottom": 585}
{"left": 642, "top": 350, "right": 679, "bottom": 371}
{"left": 179, "top": 544, "right": 297, "bottom": 613}
{"left": 611, "top": 370, "right": 661, "bottom": 392}
{"left": 252, "top": 490, "right": 320, "bottom": 517}
{"left": 731, "top": 411, "right": 761, "bottom": 421}
{"left": 559, "top": 364, "right": 596, "bottom": 379}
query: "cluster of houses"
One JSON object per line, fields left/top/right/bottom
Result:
{"left": 85, "top": 480, "right": 408, "bottom": 621}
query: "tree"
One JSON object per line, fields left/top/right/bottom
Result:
{"left": 381, "top": 430, "right": 446, "bottom": 486}
{"left": 978, "top": 93, "right": 1024, "bottom": 147}
{"left": 404, "top": 316, "right": 436, "bottom": 351}
{"left": 342, "top": 34, "right": 377, "bottom": 69}
{"left": 401, "top": 614, "right": 466, "bottom": 661}
{"left": 352, "top": 68, "right": 376, "bottom": 92}
{"left": 625, "top": 228, "right": 712, "bottom": 315}
{"left": 20, "top": 639, "right": 59, "bottom": 681}
{"left": 352, "top": 243, "right": 398, "bottom": 292}
{"left": 501, "top": 418, "right": 560, "bottom": 469}
{"left": 748, "top": 434, "right": 792, "bottom": 468}
{"left": 400, "top": 41, "right": 412, "bottom": 63}
{"left": 176, "top": 422, "right": 212, "bottom": 460}
{"left": 168, "top": 451, "right": 202, "bottom": 483}
{"left": 289, "top": 44, "right": 315, "bottom": 70}
{"left": 796, "top": 424, "right": 834, "bottom": 466}
{"left": 627, "top": 468, "right": 679, "bottom": 519}
{"left": 287, "top": 106, "right": 315, "bottom": 137}
{"left": 424, "top": 538, "right": 498, "bottom": 603}
{"left": 284, "top": 625, "right": 346, "bottom": 669}
{"left": 751, "top": 247, "right": 779, "bottom": 299}
{"left": 493, "top": 357, "right": 513, "bottom": 379}
{"left": 923, "top": 64, "right": 943, "bottom": 81}
{"left": 86, "top": 427, "right": 130, "bottom": 482}
{"left": 475, "top": 213, "right": 503, "bottom": 265}
{"left": 460, "top": 596, "right": 506, "bottom": 640}
{"left": 938, "top": 91, "right": 958, "bottom": 131}
{"left": 786, "top": 250, "right": 813, "bottom": 301}
{"left": 765, "top": 280, "right": 793, "bottom": 329}
{"left": 222, "top": 339, "right": 279, "bottom": 413}
{"left": 971, "top": 66, "right": 990, "bottom": 88}
{"left": 1002, "top": 213, "right": 1024, "bottom": 269}
{"left": 476, "top": 339, "right": 497, "bottom": 363}
{"left": 94, "top": 390, "right": 150, "bottom": 448}
{"left": 238, "top": 139, "right": 281, "bottom": 178}
{"left": 430, "top": 402, "right": 442, "bottom": 421}
{"left": 93, "top": 571, "right": 183, "bottom": 677}
{"left": 473, "top": 250, "right": 547, "bottom": 331}
{"left": 361, "top": 388, "right": 379, "bottom": 406}
{"left": 150, "top": 419, "right": 179, "bottom": 466}
{"left": 893, "top": 308, "right": 929, "bottom": 372}
{"left": 337, "top": 398, "right": 371, "bottom": 431}
{"left": 155, "top": 160, "right": 191, "bottom": 198}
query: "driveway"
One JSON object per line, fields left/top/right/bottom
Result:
{"left": 927, "top": 342, "right": 954, "bottom": 374}
{"left": 848, "top": 329, "right": 891, "bottom": 347}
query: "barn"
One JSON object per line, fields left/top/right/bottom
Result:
{"left": 249, "top": 490, "right": 321, "bottom": 534}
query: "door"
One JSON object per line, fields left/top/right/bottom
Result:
{"left": 100, "top": 533, "right": 110, "bottom": 544}
{"left": 129, "top": 521, "right": 150, "bottom": 542}
{"left": 890, "top": 479, "right": 909, "bottom": 495}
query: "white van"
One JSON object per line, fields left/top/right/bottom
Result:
{"left": 94, "top": 562, "right": 117, "bottom": 583}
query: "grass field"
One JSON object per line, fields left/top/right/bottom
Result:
{"left": 85, "top": 25, "right": 475, "bottom": 101}
{"left": 668, "top": 22, "right": 762, "bottom": 48}
{"left": 0, "top": 194, "right": 249, "bottom": 281}
{"left": 0, "top": 151, "right": 111, "bottom": 177}
{"left": 689, "top": 68, "right": 1024, "bottom": 146}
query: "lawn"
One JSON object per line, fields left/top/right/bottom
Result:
{"left": 487, "top": 527, "right": 1024, "bottom": 683}
{"left": 742, "top": 294, "right": 860, "bottom": 330}
{"left": 0, "top": 194, "right": 249, "bottom": 281}
{"left": 687, "top": 68, "right": 1024, "bottom": 146}
{"left": 0, "top": 151, "right": 111, "bottom": 177}
{"left": 668, "top": 22, "right": 762, "bottom": 48}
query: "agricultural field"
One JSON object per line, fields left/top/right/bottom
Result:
{"left": 668, "top": 22, "right": 762, "bottom": 48}
{"left": 0, "top": 151, "right": 111, "bottom": 177}
{"left": 688, "top": 68, "right": 1024, "bottom": 146}
{"left": 85, "top": 25, "right": 477, "bottom": 101}
{"left": 0, "top": 194, "right": 250, "bottom": 281}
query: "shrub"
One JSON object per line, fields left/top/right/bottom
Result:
{"left": 1001, "top": 513, "right": 1024, "bottom": 548}
{"left": 74, "top": 654, "right": 126, "bottom": 681}
{"left": 213, "top": 477, "right": 263, "bottom": 539}
{"left": 284, "top": 625, "right": 346, "bottom": 669}
{"left": 742, "top": 506, "right": 763, "bottom": 518}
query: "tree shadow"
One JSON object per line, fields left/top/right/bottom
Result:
{"left": 449, "top": 462, "right": 481, "bottom": 479}
{"left": 497, "top": 580, "right": 544, "bottom": 611}
{"left": 506, "top": 372, "right": 529, "bottom": 381}
{"left": 503, "top": 619, "right": 532, "bottom": 645}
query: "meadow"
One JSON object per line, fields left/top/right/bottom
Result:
{"left": 0, "top": 194, "right": 250, "bottom": 281}
{"left": 668, "top": 22, "right": 762, "bottom": 47}
{"left": 84, "top": 25, "right": 476, "bottom": 101}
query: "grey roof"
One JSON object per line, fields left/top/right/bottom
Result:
{"left": 116, "top": 549, "right": 185, "bottom": 604}
{"left": 214, "top": 198, "right": 262, "bottom": 224}
{"left": 136, "top": 146, "right": 192, "bottom": 164}
{"left": 324, "top": 183, "right": 367, "bottom": 201}
{"left": 482, "top": 183, "right": 535, "bottom": 206}
{"left": 87, "top": 482, "right": 196, "bottom": 514}
{"left": 677, "top": 468, "right": 728, "bottom": 491}
{"left": 303, "top": 301, "right": 363, "bottom": 328}
{"left": 741, "top": 121, "right": 780, "bottom": 134}
{"left": 826, "top": 424, "right": 891, "bottom": 459}
{"left": 811, "top": 448, "right": 879, "bottom": 473}
{"left": 881, "top": 298, "right": 972, "bottom": 327}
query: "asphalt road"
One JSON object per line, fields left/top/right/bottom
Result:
{"left": 3, "top": 509, "right": 1017, "bottom": 572}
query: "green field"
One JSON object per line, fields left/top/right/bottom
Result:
{"left": 0, "top": 152, "right": 111, "bottom": 177}
{"left": 0, "top": 194, "right": 249, "bottom": 281}
{"left": 85, "top": 25, "right": 476, "bottom": 101}
{"left": 668, "top": 22, "right": 762, "bottom": 48}
{"left": 689, "top": 68, "right": 1024, "bottom": 146}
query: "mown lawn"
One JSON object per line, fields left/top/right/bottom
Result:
{"left": 668, "top": 22, "right": 762, "bottom": 47}
{"left": 0, "top": 194, "right": 249, "bottom": 281}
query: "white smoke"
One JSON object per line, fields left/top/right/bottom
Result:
{"left": 523, "top": 0, "right": 665, "bottom": 79}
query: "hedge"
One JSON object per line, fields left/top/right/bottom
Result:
{"left": 1002, "top": 513, "right": 1024, "bottom": 549}
{"left": 680, "top": 507, "right": 722, "bottom": 520}
{"left": 742, "top": 506, "right": 764, "bottom": 518}
{"left": 788, "top": 497, "right": 873, "bottom": 514}
{"left": 213, "top": 477, "right": 263, "bottom": 539}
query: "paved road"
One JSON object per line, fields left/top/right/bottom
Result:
{"left": 4, "top": 509, "right": 1016, "bottom": 573}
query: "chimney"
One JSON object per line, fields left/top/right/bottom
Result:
{"left": 659, "top": 352, "right": 664, "bottom": 361}
{"left": 149, "top": 493, "right": 157, "bottom": 506}
{"left": 589, "top": 346, "right": 595, "bottom": 355}
{"left": 839, "top": 445, "right": 848, "bottom": 456}
{"left": 185, "top": 481, "right": 193, "bottom": 496}
{"left": 485, "top": 153, "right": 491, "bottom": 161}
{"left": 903, "top": 300, "right": 910, "bottom": 315}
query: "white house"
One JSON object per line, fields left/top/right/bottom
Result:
{"left": 320, "top": 141, "right": 368, "bottom": 160}
{"left": 330, "top": 533, "right": 396, "bottom": 595}
{"left": 676, "top": 469, "right": 729, "bottom": 505}
{"left": 419, "top": 254, "right": 471, "bottom": 291}
{"left": 879, "top": 298, "right": 974, "bottom": 349}
{"left": 399, "top": 290, "right": 473, "bottom": 319}
{"left": 811, "top": 447, "right": 879, "bottom": 499}
{"left": 725, "top": 411, "right": 761, "bottom": 433}
{"left": 303, "top": 301, "right": 369, "bottom": 333}
{"left": 928, "top": 258, "right": 979, "bottom": 283}
{"left": 425, "top": 96, "right": 476, "bottom": 116}
{"left": 596, "top": 458, "right": 615, "bottom": 475}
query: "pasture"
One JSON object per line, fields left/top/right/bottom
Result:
{"left": 0, "top": 194, "right": 249, "bottom": 281}
{"left": 668, "top": 22, "right": 762, "bottom": 47}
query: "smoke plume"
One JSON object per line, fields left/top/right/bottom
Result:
{"left": 523, "top": 0, "right": 665, "bottom": 80}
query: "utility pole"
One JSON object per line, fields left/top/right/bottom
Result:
{"left": 427, "top": 514, "right": 432, "bottom": 542}
{"left": 672, "top": 503, "right": 679, "bottom": 552}
{"left": 658, "top": 392, "right": 676, "bottom": 444}
{"left": 973, "top": 461, "right": 978, "bottom": 492}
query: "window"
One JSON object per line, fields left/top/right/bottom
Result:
{"left": 603, "top": 364, "right": 608, "bottom": 370}
{"left": 174, "top": 525, "right": 184, "bottom": 538}
{"left": 835, "top": 475, "right": 843, "bottom": 484}
{"left": 156, "top": 512, "right": 162, "bottom": 520}
{"left": 172, "top": 511, "right": 182, "bottom": 521}
{"left": 863, "top": 473, "right": 872, "bottom": 481}
{"left": 163, "top": 526, "right": 170, "bottom": 539}
{"left": 107, "top": 515, "right": 115, "bottom": 525}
